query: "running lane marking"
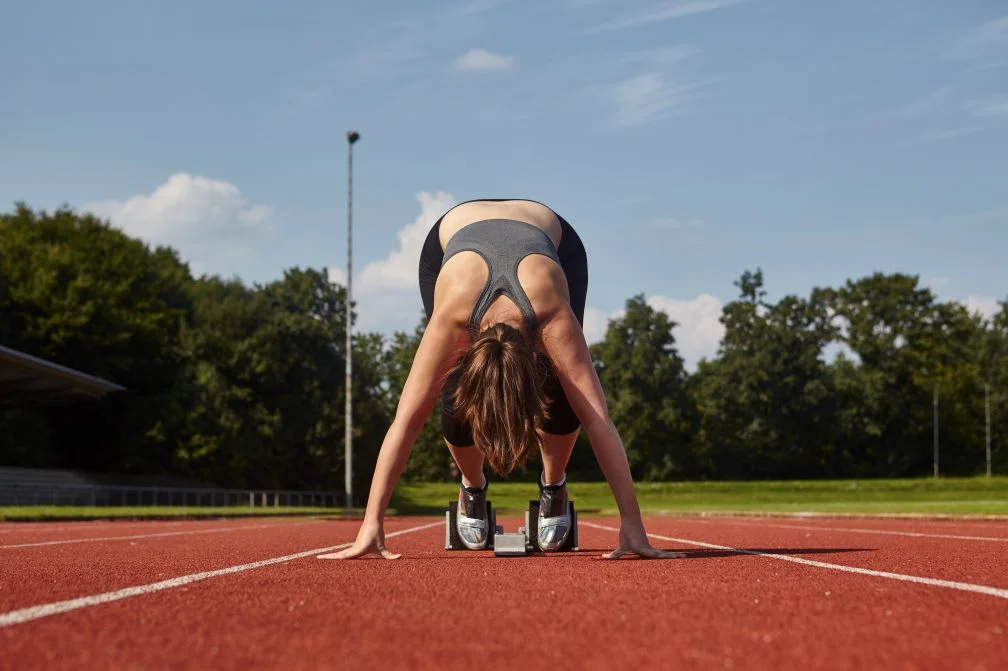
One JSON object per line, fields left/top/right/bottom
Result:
{"left": 0, "top": 521, "right": 441, "bottom": 628}
{"left": 702, "top": 519, "right": 1008, "bottom": 543}
{"left": 584, "top": 522, "right": 1008, "bottom": 600}
{"left": 0, "top": 522, "right": 321, "bottom": 549}
{"left": 0, "top": 521, "right": 188, "bottom": 535}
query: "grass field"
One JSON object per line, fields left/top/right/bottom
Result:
{"left": 390, "top": 476, "right": 1008, "bottom": 517}
{"left": 2, "top": 476, "right": 1006, "bottom": 521}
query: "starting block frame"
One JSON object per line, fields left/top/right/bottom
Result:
{"left": 444, "top": 498, "right": 579, "bottom": 557}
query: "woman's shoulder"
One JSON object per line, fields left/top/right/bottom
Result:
{"left": 439, "top": 200, "right": 561, "bottom": 249}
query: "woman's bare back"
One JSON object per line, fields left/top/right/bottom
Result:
{"left": 438, "top": 200, "right": 563, "bottom": 250}
{"left": 433, "top": 200, "right": 569, "bottom": 332}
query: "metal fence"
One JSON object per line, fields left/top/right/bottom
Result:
{"left": 0, "top": 483, "right": 340, "bottom": 508}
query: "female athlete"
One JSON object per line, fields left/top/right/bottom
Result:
{"left": 328, "top": 199, "right": 678, "bottom": 560}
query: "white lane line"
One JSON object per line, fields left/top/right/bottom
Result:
{"left": 0, "top": 522, "right": 321, "bottom": 549}
{"left": 0, "top": 522, "right": 187, "bottom": 535}
{"left": 709, "top": 519, "right": 1008, "bottom": 543}
{"left": 0, "top": 521, "right": 440, "bottom": 628}
{"left": 584, "top": 522, "right": 1008, "bottom": 601}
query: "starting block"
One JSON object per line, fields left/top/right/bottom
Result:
{"left": 491, "top": 530, "right": 527, "bottom": 556}
{"left": 444, "top": 498, "right": 579, "bottom": 557}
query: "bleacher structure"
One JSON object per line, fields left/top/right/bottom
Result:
{"left": 0, "top": 344, "right": 125, "bottom": 405}
{"left": 1, "top": 344, "right": 339, "bottom": 509}
{"left": 0, "top": 466, "right": 339, "bottom": 508}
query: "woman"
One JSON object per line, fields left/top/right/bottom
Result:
{"left": 329, "top": 199, "right": 678, "bottom": 560}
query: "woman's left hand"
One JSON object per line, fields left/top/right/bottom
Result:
{"left": 602, "top": 520, "right": 684, "bottom": 560}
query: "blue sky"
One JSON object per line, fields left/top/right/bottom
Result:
{"left": 3, "top": 0, "right": 1007, "bottom": 367}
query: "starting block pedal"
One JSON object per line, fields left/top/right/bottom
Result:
{"left": 491, "top": 531, "right": 528, "bottom": 557}
{"left": 444, "top": 497, "right": 579, "bottom": 557}
{"left": 445, "top": 500, "right": 497, "bottom": 551}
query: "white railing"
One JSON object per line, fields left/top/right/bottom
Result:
{"left": 0, "top": 483, "right": 340, "bottom": 508}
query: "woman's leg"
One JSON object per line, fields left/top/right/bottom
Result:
{"left": 534, "top": 357, "right": 582, "bottom": 550}
{"left": 540, "top": 428, "right": 578, "bottom": 485}
{"left": 537, "top": 428, "right": 578, "bottom": 551}
{"left": 440, "top": 369, "right": 492, "bottom": 549}
{"left": 445, "top": 440, "right": 485, "bottom": 488}
{"left": 418, "top": 216, "right": 445, "bottom": 321}
{"left": 555, "top": 215, "right": 588, "bottom": 325}
{"left": 538, "top": 351, "right": 582, "bottom": 482}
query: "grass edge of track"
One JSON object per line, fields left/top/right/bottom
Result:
{"left": 3, "top": 476, "right": 1006, "bottom": 521}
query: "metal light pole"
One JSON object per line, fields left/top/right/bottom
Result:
{"left": 986, "top": 383, "right": 992, "bottom": 478}
{"left": 345, "top": 129, "right": 359, "bottom": 510}
{"left": 933, "top": 382, "right": 940, "bottom": 478}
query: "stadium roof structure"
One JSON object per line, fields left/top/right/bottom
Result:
{"left": 0, "top": 345, "right": 125, "bottom": 405}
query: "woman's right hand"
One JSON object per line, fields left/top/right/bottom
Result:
{"left": 319, "top": 520, "right": 401, "bottom": 560}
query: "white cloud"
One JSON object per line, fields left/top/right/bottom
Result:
{"left": 583, "top": 294, "right": 725, "bottom": 370}
{"left": 646, "top": 294, "right": 725, "bottom": 368}
{"left": 622, "top": 44, "right": 699, "bottom": 66}
{"left": 916, "top": 127, "right": 981, "bottom": 143}
{"left": 82, "top": 173, "right": 273, "bottom": 275}
{"left": 591, "top": 0, "right": 740, "bottom": 32}
{"left": 964, "top": 296, "right": 1002, "bottom": 321}
{"left": 454, "top": 49, "right": 515, "bottom": 72}
{"left": 358, "top": 192, "right": 456, "bottom": 291}
{"left": 327, "top": 266, "right": 347, "bottom": 287}
{"left": 609, "top": 73, "right": 704, "bottom": 127}
{"left": 947, "top": 15, "right": 1008, "bottom": 61}
{"left": 823, "top": 341, "right": 859, "bottom": 364}
{"left": 333, "top": 191, "right": 456, "bottom": 333}
{"left": 974, "top": 96, "right": 1008, "bottom": 117}
{"left": 920, "top": 278, "right": 1002, "bottom": 323}
{"left": 898, "top": 85, "right": 957, "bottom": 118}
{"left": 945, "top": 204, "right": 1008, "bottom": 226}
{"left": 582, "top": 306, "right": 614, "bottom": 345}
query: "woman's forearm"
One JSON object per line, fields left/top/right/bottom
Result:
{"left": 361, "top": 419, "right": 418, "bottom": 526}
{"left": 584, "top": 417, "right": 643, "bottom": 523}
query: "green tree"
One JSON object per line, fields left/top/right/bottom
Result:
{"left": 590, "top": 294, "right": 699, "bottom": 480}
{"left": 0, "top": 204, "right": 192, "bottom": 474}
{"left": 174, "top": 268, "right": 388, "bottom": 494}
{"left": 826, "top": 273, "right": 988, "bottom": 476}
{"left": 696, "top": 270, "right": 838, "bottom": 479}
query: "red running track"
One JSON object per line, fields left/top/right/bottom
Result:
{"left": 1, "top": 515, "right": 1007, "bottom": 670}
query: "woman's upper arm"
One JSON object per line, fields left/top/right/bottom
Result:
{"left": 539, "top": 307, "right": 610, "bottom": 431}
{"left": 395, "top": 311, "right": 467, "bottom": 432}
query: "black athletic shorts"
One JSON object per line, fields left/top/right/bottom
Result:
{"left": 418, "top": 206, "right": 588, "bottom": 446}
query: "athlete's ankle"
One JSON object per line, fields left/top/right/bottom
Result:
{"left": 540, "top": 471, "right": 567, "bottom": 489}
{"left": 461, "top": 472, "right": 487, "bottom": 491}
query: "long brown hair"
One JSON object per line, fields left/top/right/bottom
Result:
{"left": 450, "top": 322, "right": 550, "bottom": 475}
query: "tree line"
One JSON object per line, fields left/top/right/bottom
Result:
{"left": 1, "top": 205, "right": 1005, "bottom": 499}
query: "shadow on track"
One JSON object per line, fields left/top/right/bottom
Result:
{"left": 428, "top": 547, "right": 872, "bottom": 560}
{"left": 577, "top": 547, "right": 872, "bottom": 559}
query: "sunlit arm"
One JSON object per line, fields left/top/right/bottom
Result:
{"left": 539, "top": 307, "right": 643, "bottom": 525}
{"left": 359, "top": 311, "right": 467, "bottom": 525}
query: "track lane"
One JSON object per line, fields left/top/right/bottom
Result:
{"left": 626, "top": 516, "right": 1008, "bottom": 590}
{"left": 689, "top": 516, "right": 1008, "bottom": 542}
{"left": 0, "top": 518, "right": 416, "bottom": 612}
{"left": 2, "top": 516, "right": 1007, "bottom": 670}
{"left": 0, "top": 520, "right": 193, "bottom": 538}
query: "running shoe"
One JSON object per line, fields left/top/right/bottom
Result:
{"left": 455, "top": 474, "right": 490, "bottom": 550}
{"left": 537, "top": 473, "right": 571, "bottom": 551}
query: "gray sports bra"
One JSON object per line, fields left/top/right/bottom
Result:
{"left": 441, "top": 219, "right": 561, "bottom": 334}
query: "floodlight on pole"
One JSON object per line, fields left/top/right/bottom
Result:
{"left": 345, "top": 129, "right": 359, "bottom": 511}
